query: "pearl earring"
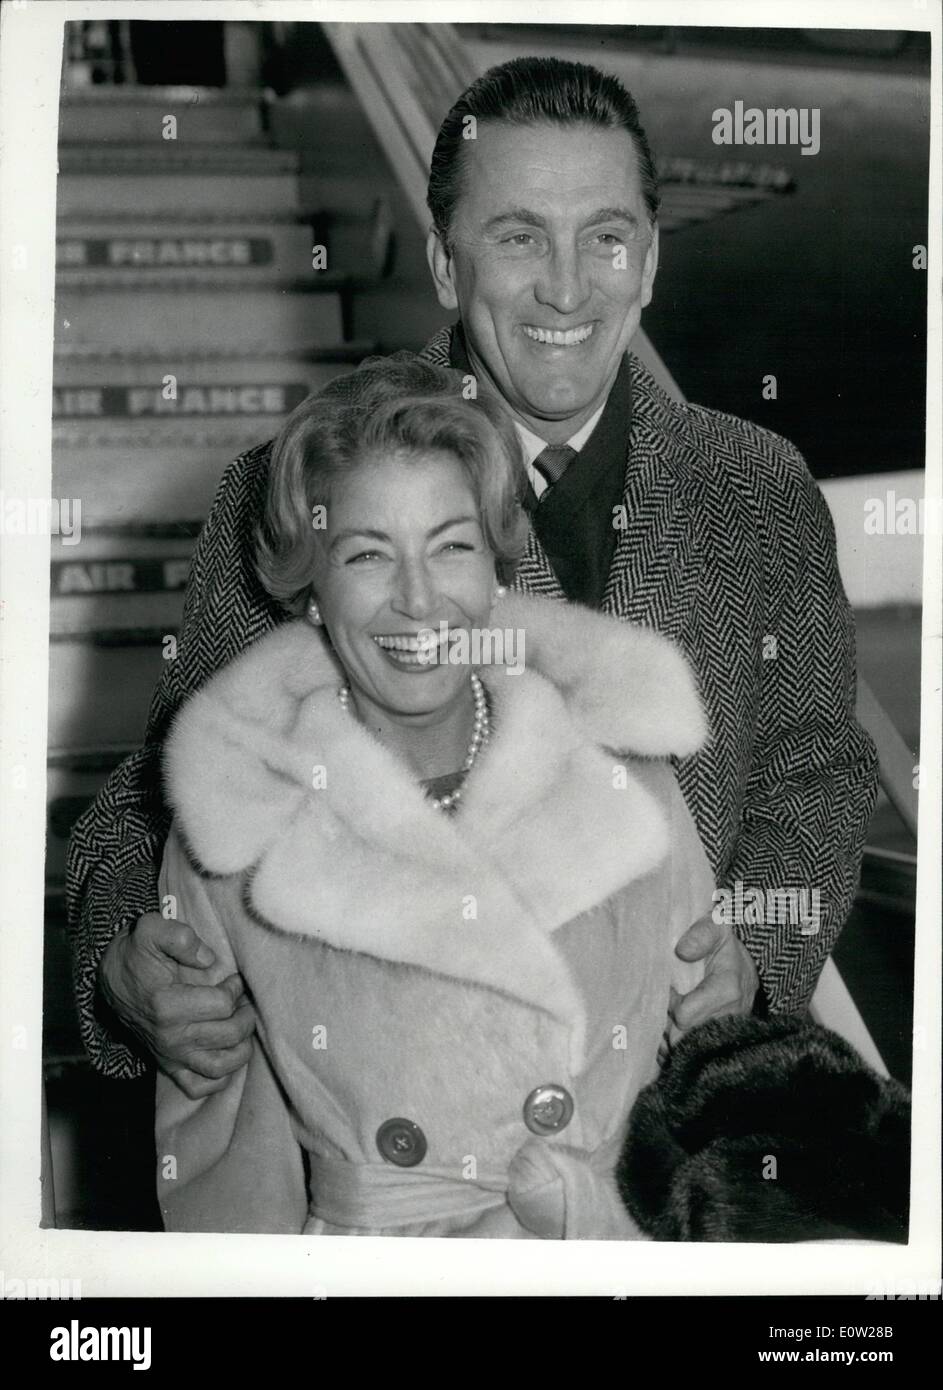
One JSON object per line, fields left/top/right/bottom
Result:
{"left": 494, "top": 584, "right": 507, "bottom": 600}
{"left": 307, "top": 600, "right": 322, "bottom": 626}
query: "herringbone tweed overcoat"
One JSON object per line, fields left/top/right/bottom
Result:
{"left": 66, "top": 326, "right": 878, "bottom": 1079}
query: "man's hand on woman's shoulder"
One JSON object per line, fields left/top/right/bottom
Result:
{"left": 98, "top": 913, "right": 256, "bottom": 1099}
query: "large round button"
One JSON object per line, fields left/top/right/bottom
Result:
{"left": 375, "top": 1117, "right": 427, "bottom": 1167}
{"left": 523, "top": 1084, "right": 574, "bottom": 1135}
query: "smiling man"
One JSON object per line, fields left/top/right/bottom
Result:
{"left": 429, "top": 120, "right": 657, "bottom": 438}
{"left": 68, "top": 56, "right": 878, "bottom": 1100}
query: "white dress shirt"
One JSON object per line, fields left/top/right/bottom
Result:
{"left": 514, "top": 401, "right": 607, "bottom": 498}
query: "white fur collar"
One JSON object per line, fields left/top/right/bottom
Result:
{"left": 164, "top": 595, "right": 705, "bottom": 1065}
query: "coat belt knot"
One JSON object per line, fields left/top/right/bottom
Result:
{"left": 306, "top": 1133, "right": 627, "bottom": 1239}
{"left": 506, "top": 1135, "right": 624, "bottom": 1239}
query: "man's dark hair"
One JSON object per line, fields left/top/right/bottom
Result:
{"left": 427, "top": 55, "right": 660, "bottom": 245}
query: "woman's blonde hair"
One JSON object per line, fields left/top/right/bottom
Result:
{"left": 255, "top": 355, "right": 529, "bottom": 614}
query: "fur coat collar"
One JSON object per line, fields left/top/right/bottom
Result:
{"left": 164, "top": 594, "right": 706, "bottom": 1064}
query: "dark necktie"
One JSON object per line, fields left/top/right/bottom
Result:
{"left": 533, "top": 444, "right": 577, "bottom": 496}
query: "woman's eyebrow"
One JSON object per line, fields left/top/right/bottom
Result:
{"left": 328, "top": 527, "right": 390, "bottom": 552}
{"left": 427, "top": 515, "right": 479, "bottom": 538}
{"left": 328, "top": 517, "right": 477, "bottom": 550}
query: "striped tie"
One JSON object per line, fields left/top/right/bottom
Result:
{"left": 533, "top": 444, "right": 577, "bottom": 494}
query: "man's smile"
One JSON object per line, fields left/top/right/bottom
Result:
{"left": 521, "top": 322, "right": 596, "bottom": 347}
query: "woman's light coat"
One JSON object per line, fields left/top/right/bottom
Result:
{"left": 156, "top": 593, "right": 714, "bottom": 1238}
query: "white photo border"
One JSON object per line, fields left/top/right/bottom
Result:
{"left": 1, "top": 0, "right": 939, "bottom": 1299}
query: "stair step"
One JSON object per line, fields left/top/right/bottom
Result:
{"left": 53, "top": 341, "right": 375, "bottom": 364}
{"left": 50, "top": 546, "right": 194, "bottom": 585}
{"left": 52, "top": 438, "right": 266, "bottom": 530}
{"left": 56, "top": 205, "right": 393, "bottom": 281}
{"left": 48, "top": 640, "right": 168, "bottom": 751}
{"left": 50, "top": 358, "right": 354, "bottom": 520}
{"left": 267, "top": 86, "right": 377, "bottom": 168}
{"left": 312, "top": 200, "right": 396, "bottom": 278}
{"left": 50, "top": 529, "right": 198, "bottom": 577}
{"left": 58, "top": 144, "right": 300, "bottom": 173}
{"left": 51, "top": 532, "right": 197, "bottom": 571}
{"left": 57, "top": 167, "right": 300, "bottom": 217}
{"left": 49, "top": 520, "right": 202, "bottom": 639}
{"left": 299, "top": 172, "right": 397, "bottom": 219}
{"left": 59, "top": 86, "right": 265, "bottom": 144}
{"left": 55, "top": 286, "right": 344, "bottom": 352}
{"left": 52, "top": 354, "right": 352, "bottom": 414}
{"left": 56, "top": 219, "right": 319, "bottom": 284}
{"left": 49, "top": 349, "right": 373, "bottom": 528}
{"left": 47, "top": 745, "right": 137, "bottom": 772}
{"left": 53, "top": 354, "right": 328, "bottom": 394}
{"left": 50, "top": 350, "right": 366, "bottom": 525}
{"left": 50, "top": 591, "right": 187, "bottom": 643}
{"left": 54, "top": 413, "right": 292, "bottom": 448}
{"left": 51, "top": 564, "right": 190, "bottom": 640}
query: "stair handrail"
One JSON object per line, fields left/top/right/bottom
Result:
{"left": 856, "top": 678, "right": 919, "bottom": 838}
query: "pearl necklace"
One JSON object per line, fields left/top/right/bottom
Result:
{"left": 336, "top": 672, "right": 491, "bottom": 813}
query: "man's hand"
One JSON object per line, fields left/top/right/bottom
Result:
{"left": 99, "top": 913, "right": 256, "bottom": 1099}
{"left": 669, "top": 912, "right": 759, "bottom": 1039}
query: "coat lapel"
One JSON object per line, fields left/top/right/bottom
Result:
{"left": 602, "top": 357, "right": 702, "bottom": 633}
{"left": 512, "top": 525, "right": 568, "bottom": 603}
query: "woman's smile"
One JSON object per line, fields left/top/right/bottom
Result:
{"left": 372, "top": 628, "right": 452, "bottom": 670}
{"left": 371, "top": 627, "right": 468, "bottom": 669}
{"left": 310, "top": 447, "right": 497, "bottom": 754}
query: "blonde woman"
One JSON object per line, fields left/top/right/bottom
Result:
{"left": 156, "top": 357, "right": 713, "bottom": 1239}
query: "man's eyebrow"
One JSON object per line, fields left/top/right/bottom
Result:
{"left": 584, "top": 206, "right": 641, "bottom": 229}
{"left": 481, "top": 206, "right": 641, "bottom": 234}
{"left": 481, "top": 208, "right": 548, "bottom": 233}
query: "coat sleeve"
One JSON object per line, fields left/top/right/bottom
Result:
{"left": 64, "top": 443, "right": 279, "bottom": 1079}
{"left": 155, "top": 828, "right": 309, "bottom": 1233}
{"left": 624, "top": 757, "right": 715, "bottom": 1000}
{"left": 663, "top": 770, "right": 716, "bottom": 1000}
{"left": 722, "top": 447, "right": 879, "bottom": 1013}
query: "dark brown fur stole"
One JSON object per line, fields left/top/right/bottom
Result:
{"left": 618, "top": 1015, "right": 910, "bottom": 1242}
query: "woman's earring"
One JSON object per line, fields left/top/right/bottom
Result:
{"left": 307, "top": 600, "right": 323, "bottom": 626}
{"left": 494, "top": 584, "right": 507, "bottom": 601}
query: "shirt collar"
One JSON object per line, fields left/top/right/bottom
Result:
{"left": 445, "top": 323, "right": 612, "bottom": 492}
{"left": 514, "top": 400, "right": 608, "bottom": 494}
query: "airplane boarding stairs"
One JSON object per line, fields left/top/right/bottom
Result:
{"left": 41, "top": 41, "right": 922, "bottom": 1230}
